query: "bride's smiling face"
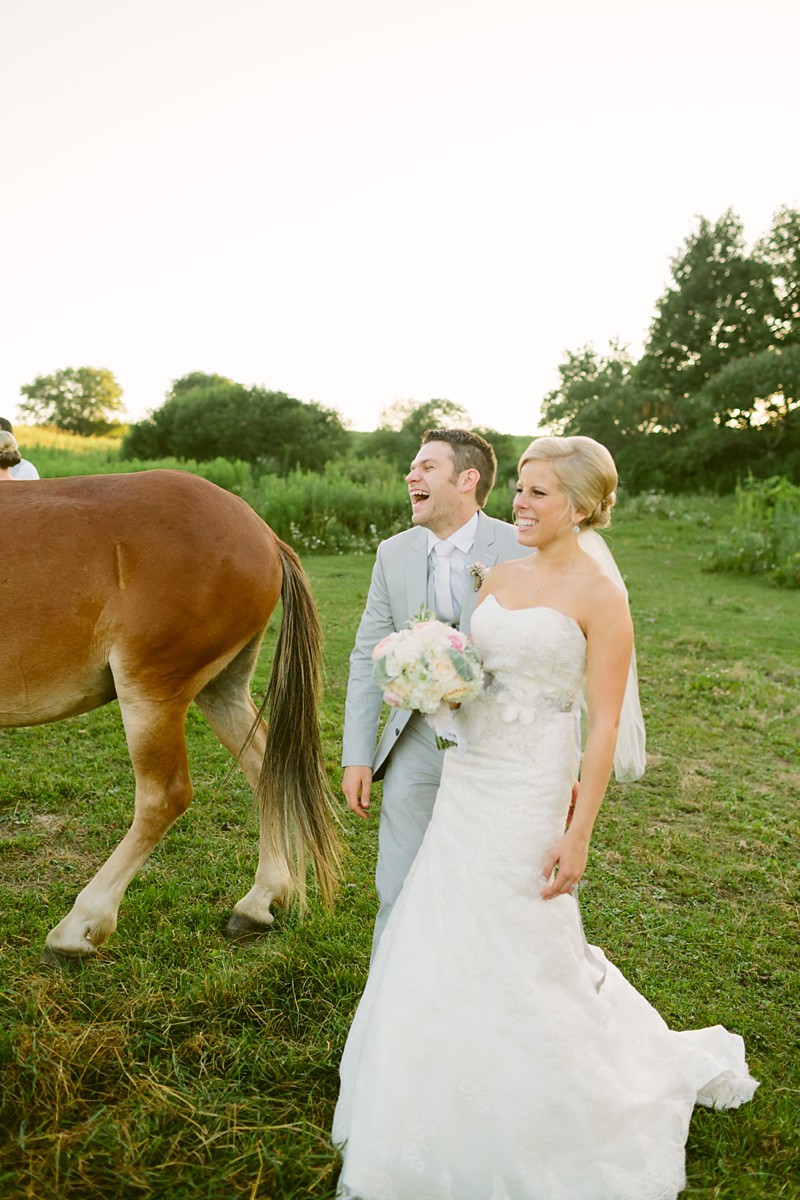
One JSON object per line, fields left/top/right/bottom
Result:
{"left": 513, "top": 460, "right": 579, "bottom": 546}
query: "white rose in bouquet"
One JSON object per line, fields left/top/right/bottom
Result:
{"left": 372, "top": 614, "right": 484, "bottom": 747}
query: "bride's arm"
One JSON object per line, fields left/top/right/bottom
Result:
{"left": 540, "top": 583, "right": 633, "bottom": 900}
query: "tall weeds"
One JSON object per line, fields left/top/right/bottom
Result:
{"left": 705, "top": 475, "right": 800, "bottom": 587}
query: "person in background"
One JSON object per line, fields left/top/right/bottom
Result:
{"left": 341, "top": 427, "right": 531, "bottom": 957}
{"left": 0, "top": 430, "right": 22, "bottom": 481}
{"left": 0, "top": 417, "right": 39, "bottom": 479}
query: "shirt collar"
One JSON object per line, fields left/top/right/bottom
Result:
{"left": 427, "top": 512, "right": 479, "bottom": 556}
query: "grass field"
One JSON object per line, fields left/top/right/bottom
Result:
{"left": 1, "top": 494, "right": 798, "bottom": 1199}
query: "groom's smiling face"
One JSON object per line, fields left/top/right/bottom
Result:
{"left": 406, "top": 441, "right": 466, "bottom": 536}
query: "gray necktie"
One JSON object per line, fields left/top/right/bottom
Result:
{"left": 433, "top": 540, "right": 456, "bottom": 621}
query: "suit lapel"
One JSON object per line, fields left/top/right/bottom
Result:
{"left": 459, "top": 513, "right": 498, "bottom": 629}
{"left": 404, "top": 528, "right": 430, "bottom": 621}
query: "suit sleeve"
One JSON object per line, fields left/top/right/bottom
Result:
{"left": 341, "top": 543, "right": 396, "bottom": 767}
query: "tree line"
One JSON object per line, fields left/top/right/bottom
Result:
{"left": 16, "top": 205, "right": 799, "bottom": 495}
{"left": 542, "top": 206, "right": 800, "bottom": 491}
{"left": 16, "top": 372, "right": 527, "bottom": 503}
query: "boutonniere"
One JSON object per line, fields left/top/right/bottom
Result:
{"left": 467, "top": 561, "right": 489, "bottom": 590}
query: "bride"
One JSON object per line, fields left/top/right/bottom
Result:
{"left": 333, "top": 435, "right": 757, "bottom": 1200}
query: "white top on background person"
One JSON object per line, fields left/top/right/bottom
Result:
{"left": 10, "top": 459, "right": 39, "bottom": 480}
{"left": 333, "top": 434, "right": 757, "bottom": 1200}
{"left": 341, "top": 428, "right": 531, "bottom": 956}
{"left": 0, "top": 418, "right": 39, "bottom": 479}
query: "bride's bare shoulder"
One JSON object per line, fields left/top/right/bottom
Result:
{"left": 572, "top": 554, "right": 628, "bottom": 608}
{"left": 581, "top": 579, "right": 632, "bottom": 642}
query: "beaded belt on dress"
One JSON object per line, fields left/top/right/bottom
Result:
{"left": 483, "top": 677, "right": 578, "bottom": 725}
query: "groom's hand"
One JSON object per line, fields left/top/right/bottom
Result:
{"left": 343, "top": 765, "right": 373, "bottom": 820}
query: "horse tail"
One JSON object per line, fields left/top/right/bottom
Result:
{"left": 256, "top": 539, "right": 342, "bottom": 909}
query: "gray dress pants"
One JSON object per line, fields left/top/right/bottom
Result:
{"left": 372, "top": 711, "right": 444, "bottom": 959}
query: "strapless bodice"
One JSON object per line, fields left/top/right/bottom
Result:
{"left": 469, "top": 594, "right": 586, "bottom": 722}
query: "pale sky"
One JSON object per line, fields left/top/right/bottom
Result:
{"left": 2, "top": 0, "right": 798, "bottom": 435}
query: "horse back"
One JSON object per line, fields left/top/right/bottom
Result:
{"left": 1, "top": 471, "right": 283, "bottom": 725}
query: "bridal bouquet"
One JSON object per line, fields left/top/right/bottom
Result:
{"left": 372, "top": 613, "right": 484, "bottom": 746}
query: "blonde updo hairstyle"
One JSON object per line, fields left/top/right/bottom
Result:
{"left": 0, "top": 431, "right": 21, "bottom": 469}
{"left": 518, "top": 435, "right": 618, "bottom": 530}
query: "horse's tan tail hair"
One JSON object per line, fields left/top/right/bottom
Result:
{"left": 256, "top": 540, "right": 342, "bottom": 908}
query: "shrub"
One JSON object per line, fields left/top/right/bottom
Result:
{"left": 705, "top": 475, "right": 800, "bottom": 587}
{"left": 240, "top": 463, "right": 410, "bottom": 553}
{"left": 121, "top": 381, "right": 348, "bottom": 472}
{"left": 615, "top": 490, "right": 716, "bottom": 527}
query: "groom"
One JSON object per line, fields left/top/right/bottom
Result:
{"left": 342, "top": 428, "right": 531, "bottom": 954}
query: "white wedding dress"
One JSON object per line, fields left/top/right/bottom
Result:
{"left": 333, "top": 597, "right": 758, "bottom": 1200}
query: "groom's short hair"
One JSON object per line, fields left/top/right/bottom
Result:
{"left": 421, "top": 428, "right": 497, "bottom": 508}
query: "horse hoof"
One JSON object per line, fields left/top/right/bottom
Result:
{"left": 39, "top": 946, "right": 89, "bottom": 969}
{"left": 223, "top": 913, "right": 274, "bottom": 943}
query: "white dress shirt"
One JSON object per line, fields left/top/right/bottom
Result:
{"left": 427, "top": 512, "right": 479, "bottom": 620}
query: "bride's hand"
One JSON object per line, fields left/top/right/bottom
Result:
{"left": 539, "top": 828, "right": 590, "bottom": 900}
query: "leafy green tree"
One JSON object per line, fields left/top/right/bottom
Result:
{"left": 540, "top": 342, "right": 675, "bottom": 446}
{"left": 637, "top": 210, "right": 776, "bottom": 419}
{"left": 356, "top": 399, "right": 525, "bottom": 513}
{"left": 168, "top": 371, "right": 236, "bottom": 397}
{"left": 122, "top": 375, "right": 347, "bottom": 471}
{"left": 696, "top": 344, "right": 800, "bottom": 431}
{"left": 377, "top": 397, "right": 470, "bottom": 435}
{"left": 755, "top": 206, "right": 800, "bottom": 346}
{"left": 19, "top": 367, "right": 124, "bottom": 435}
{"left": 535, "top": 208, "right": 800, "bottom": 495}
{"left": 369, "top": 398, "right": 471, "bottom": 467}
{"left": 541, "top": 343, "right": 630, "bottom": 435}
{"left": 474, "top": 426, "right": 530, "bottom": 505}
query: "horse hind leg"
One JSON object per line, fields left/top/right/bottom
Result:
{"left": 195, "top": 638, "right": 293, "bottom": 939}
{"left": 45, "top": 695, "right": 194, "bottom": 961}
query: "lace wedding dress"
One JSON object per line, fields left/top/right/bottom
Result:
{"left": 333, "top": 597, "right": 758, "bottom": 1200}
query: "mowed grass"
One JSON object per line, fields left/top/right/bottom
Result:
{"left": 1, "top": 495, "right": 798, "bottom": 1199}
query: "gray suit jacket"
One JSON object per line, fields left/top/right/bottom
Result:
{"left": 342, "top": 511, "right": 531, "bottom": 779}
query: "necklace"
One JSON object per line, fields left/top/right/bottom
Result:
{"left": 525, "top": 554, "right": 574, "bottom": 594}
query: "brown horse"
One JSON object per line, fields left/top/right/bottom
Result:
{"left": 1, "top": 469, "right": 341, "bottom": 961}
